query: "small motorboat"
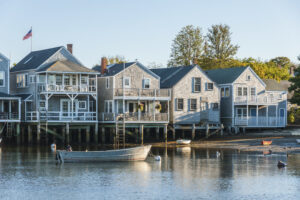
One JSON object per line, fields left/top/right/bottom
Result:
{"left": 277, "top": 161, "right": 287, "bottom": 168}
{"left": 261, "top": 140, "right": 272, "bottom": 145}
{"left": 296, "top": 139, "right": 300, "bottom": 144}
{"left": 176, "top": 139, "right": 191, "bottom": 145}
{"left": 56, "top": 145, "right": 152, "bottom": 163}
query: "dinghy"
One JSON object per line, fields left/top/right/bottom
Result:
{"left": 261, "top": 140, "right": 272, "bottom": 145}
{"left": 56, "top": 145, "right": 152, "bottom": 163}
{"left": 277, "top": 161, "right": 287, "bottom": 168}
{"left": 176, "top": 139, "right": 191, "bottom": 145}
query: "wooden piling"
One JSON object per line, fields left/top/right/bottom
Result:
{"left": 62, "top": 126, "right": 66, "bottom": 144}
{"left": 78, "top": 128, "right": 82, "bottom": 144}
{"left": 37, "top": 123, "right": 41, "bottom": 144}
{"left": 140, "top": 125, "right": 144, "bottom": 145}
{"left": 21, "top": 125, "right": 25, "bottom": 144}
{"left": 164, "top": 125, "right": 168, "bottom": 143}
{"left": 135, "top": 128, "right": 139, "bottom": 143}
{"left": 192, "top": 124, "right": 195, "bottom": 140}
{"left": 101, "top": 126, "right": 105, "bottom": 144}
{"left": 86, "top": 126, "right": 90, "bottom": 144}
{"left": 16, "top": 123, "right": 21, "bottom": 145}
{"left": 155, "top": 127, "right": 160, "bottom": 140}
{"left": 205, "top": 124, "right": 209, "bottom": 139}
{"left": 220, "top": 124, "right": 224, "bottom": 136}
{"left": 28, "top": 125, "right": 32, "bottom": 144}
{"left": 172, "top": 126, "right": 175, "bottom": 140}
{"left": 66, "top": 123, "right": 70, "bottom": 144}
{"left": 94, "top": 123, "right": 98, "bottom": 144}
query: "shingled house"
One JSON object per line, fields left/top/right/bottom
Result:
{"left": 10, "top": 45, "right": 99, "bottom": 144}
{"left": 205, "top": 66, "right": 287, "bottom": 132}
{"left": 151, "top": 65, "right": 220, "bottom": 137}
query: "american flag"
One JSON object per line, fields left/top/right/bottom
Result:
{"left": 23, "top": 28, "right": 32, "bottom": 40}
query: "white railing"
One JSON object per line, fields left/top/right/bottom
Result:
{"left": 38, "top": 84, "right": 96, "bottom": 93}
{"left": 0, "top": 112, "right": 19, "bottom": 120}
{"left": 26, "top": 111, "right": 97, "bottom": 121}
{"left": 114, "top": 88, "right": 171, "bottom": 98}
{"left": 235, "top": 116, "right": 285, "bottom": 127}
{"left": 99, "top": 112, "right": 168, "bottom": 122}
{"left": 234, "top": 95, "right": 283, "bottom": 104}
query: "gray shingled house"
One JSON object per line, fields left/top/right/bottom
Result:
{"left": 93, "top": 60, "right": 171, "bottom": 144}
{"left": 205, "top": 66, "right": 287, "bottom": 131}
{"left": 0, "top": 53, "right": 21, "bottom": 138}
{"left": 151, "top": 65, "right": 220, "bottom": 133}
{"left": 10, "top": 45, "right": 99, "bottom": 144}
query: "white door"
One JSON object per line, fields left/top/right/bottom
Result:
{"left": 60, "top": 99, "right": 78, "bottom": 119}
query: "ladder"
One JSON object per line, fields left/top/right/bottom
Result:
{"left": 6, "top": 123, "right": 13, "bottom": 138}
{"left": 115, "top": 118, "right": 126, "bottom": 148}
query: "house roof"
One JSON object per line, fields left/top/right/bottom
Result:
{"left": 10, "top": 46, "right": 62, "bottom": 72}
{"left": 0, "top": 92, "right": 20, "bottom": 99}
{"left": 37, "top": 60, "right": 98, "bottom": 73}
{"left": 93, "top": 62, "right": 136, "bottom": 76}
{"left": 205, "top": 66, "right": 248, "bottom": 84}
{"left": 151, "top": 65, "right": 195, "bottom": 88}
{"left": 263, "top": 79, "right": 288, "bottom": 91}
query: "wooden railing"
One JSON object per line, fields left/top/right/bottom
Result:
{"left": 234, "top": 95, "right": 283, "bottom": 104}
{"left": 235, "top": 116, "right": 285, "bottom": 127}
{"left": 114, "top": 88, "right": 171, "bottom": 98}
{"left": 0, "top": 112, "right": 19, "bottom": 120}
{"left": 38, "top": 84, "right": 96, "bottom": 93}
{"left": 100, "top": 112, "right": 168, "bottom": 122}
{"left": 26, "top": 111, "right": 97, "bottom": 121}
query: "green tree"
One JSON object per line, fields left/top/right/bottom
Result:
{"left": 168, "top": 25, "right": 204, "bottom": 67}
{"left": 107, "top": 55, "right": 127, "bottom": 65}
{"left": 289, "top": 56, "right": 300, "bottom": 105}
{"left": 204, "top": 24, "right": 239, "bottom": 61}
{"left": 270, "top": 56, "right": 291, "bottom": 68}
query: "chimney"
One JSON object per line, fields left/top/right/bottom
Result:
{"left": 192, "top": 58, "right": 198, "bottom": 65}
{"left": 67, "top": 44, "right": 73, "bottom": 54}
{"left": 101, "top": 57, "right": 107, "bottom": 75}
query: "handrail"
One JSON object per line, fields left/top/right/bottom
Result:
{"left": 38, "top": 83, "right": 96, "bottom": 93}
{"left": 114, "top": 88, "right": 171, "bottom": 97}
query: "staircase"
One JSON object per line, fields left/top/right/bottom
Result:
{"left": 115, "top": 120, "right": 126, "bottom": 148}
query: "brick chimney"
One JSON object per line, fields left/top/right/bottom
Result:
{"left": 67, "top": 44, "right": 73, "bottom": 54}
{"left": 101, "top": 57, "right": 108, "bottom": 75}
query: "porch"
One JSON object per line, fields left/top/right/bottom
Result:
{"left": 99, "top": 112, "right": 168, "bottom": 123}
{"left": 113, "top": 88, "right": 171, "bottom": 99}
{"left": 0, "top": 98, "right": 21, "bottom": 122}
{"left": 234, "top": 93, "right": 283, "bottom": 105}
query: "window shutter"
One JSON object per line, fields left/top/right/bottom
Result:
{"left": 175, "top": 98, "right": 177, "bottom": 111}
{"left": 142, "top": 79, "right": 144, "bottom": 88}
{"left": 205, "top": 83, "right": 207, "bottom": 91}
{"left": 192, "top": 78, "right": 194, "bottom": 93}
{"left": 188, "top": 99, "right": 190, "bottom": 111}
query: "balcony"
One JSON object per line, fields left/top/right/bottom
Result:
{"left": 234, "top": 95, "right": 283, "bottom": 105}
{"left": 38, "top": 84, "right": 96, "bottom": 93}
{"left": 99, "top": 112, "right": 169, "bottom": 123}
{"left": 234, "top": 116, "right": 285, "bottom": 127}
{"left": 0, "top": 112, "right": 20, "bottom": 121}
{"left": 113, "top": 88, "right": 171, "bottom": 99}
{"left": 26, "top": 111, "right": 97, "bottom": 122}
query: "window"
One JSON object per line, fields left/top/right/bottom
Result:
{"left": 106, "top": 78, "right": 110, "bottom": 89}
{"left": 29, "top": 75, "right": 36, "bottom": 84}
{"left": 38, "top": 75, "right": 45, "bottom": 83}
{"left": 72, "top": 75, "right": 77, "bottom": 85}
{"left": 243, "top": 87, "right": 247, "bottom": 96}
{"left": 251, "top": 87, "right": 256, "bottom": 96}
{"left": 0, "top": 71, "right": 4, "bottom": 87}
{"left": 64, "top": 75, "right": 70, "bottom": 85}
{"left": 39, "top": 101, "right": 46, "bottom": 110}
{"left": 238, "top": 87, "right": 243, "bottom": 96}
{"left": 105, "top": 100, "right": 113, "bottom": 113}
{"left": 246, "top": 75, "right": 251, "bottom": 81}
{"left": 190, "top": 99, "right": 197, "bottom": 111}
{"left": 177, "top": 98, "right": 184, "bottom": 111}
{"left": 123, "top": 77, "right": 130, "bottom": 88}
{"left": 206, "top": 83, "right": 213, "bottom": 91}
{"left": 143, "top": 78, "right": 150, "bottom": 89}
{"left": 81, "top": 76, "right": 88, "bottom": 85}
{"left": 78, "top": 101, "right": 86, "bottom": 109}
{"left": 221, "top": 87, "right": 230, "bottom": 97}
{"left": 17, "top": 74, "right": 28, "bottom": 88}
{"left": 212, "top": 103, "right": 219, "bottom": 110}
{"left": 56, "top": 75, "right": 62, "bottom": 85}
{"left": 48, "top": 75, "right": 55, "bottom": 85}
{"left": 193, "top": 78, "right": 201, "bottom": 92}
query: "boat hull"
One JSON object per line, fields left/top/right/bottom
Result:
{"left": 176, "top": 139, "right": 191, "bottom": 145}
{"left": 56, "top": 145, "right": 152, "bottom": 163}
{"left": 261, "top": 140, "right": 272, "bottom": 145}
{"left": 296, "top": 139, "right": 300, "bottom": 144}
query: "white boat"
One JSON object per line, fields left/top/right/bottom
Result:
{"left": 296, "top": 139, "right": 300, "bottom": 144}
{"left": 56, "top": 145, "right": 152, "bottom": 163}
{"left": 176, "top": 139, "right": 191, "bottom": 145}
{"left": 0, "top": 137, "right": 2, "bottom": 144}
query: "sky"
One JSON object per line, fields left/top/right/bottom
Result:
{"left": 0, "top": 0, "right": 300, "bottom": 68}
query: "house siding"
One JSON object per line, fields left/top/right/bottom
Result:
{"left": 0, "top": 53, "right": 10, "bottom": 94}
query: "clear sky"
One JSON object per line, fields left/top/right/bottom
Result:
{"left": 0, "top": 0, "right": 299, "bottom": 68}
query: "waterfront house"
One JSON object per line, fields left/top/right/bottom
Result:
{"left": 0, "top": 53, "right": 21, "bottom": 138}
{"left": 205, "top": 66, "right": 287, "bottom": 131}
{"left": 10, "top": 45, "right": 99, "bottom": 143}
{"left": 151, "top": 65, "right": 221, "bottom": 133}
{"left": 93, "top": 59, "right": 171, "bottom": 143}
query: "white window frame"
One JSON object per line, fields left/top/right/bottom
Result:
{"left": 143, "top": 78, "right": 150, "bottom": 89}
{"left": 123, "top": 77, "right": 131, "bottom": 88}
{"left": 177, "top": 98, "right": 184, "bottom": 111}
{"left": 211, "top": 103, "right": 219, "bottom": 111}
{"left": 0, "top": 71, "right": 5, "bottom": 87}
{"left": 221, "top": 87, "right": 230, "bottom": 97}
{"left": 16, "top": 73, "right": 28, "bottom": 88}
{"left": 106, "top": 77, "right": 110, "bottom": 89}
{"left": 250, "top": 87, "right": 256, "bottom": 96}
{"left": 29, "top": 75, "right": 36, "bottom": 84}
{"left": 206, "top": 82, "right": 213, "bottom": 91}
{"left": 190, "top": 99, "right": 197, "bottom": 111}
{"left": 193, "top": 77, "right": 201, "bottom": 93}
{"left": 105, "top": 100, "right": 114, "bottom": 113}
{"left": 78, "top": 101, "right": 86, "bottom": 110}
{"left": 39, "top": 100, "right": 46, "bottom": 111}
{"left": 246, "top": 75, "right": 251, "bottom": 81}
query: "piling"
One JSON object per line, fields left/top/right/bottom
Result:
{"left": 28, "top": 125, "right": 32, "bottom": 144}
{"left": 16, "top": 123, "right": 21, "bottom": 145}
{"left": 66, "top": 123, "right": 70, "bottom": 144}
{"left": 205, "top": 124, "right": 209, "bottom": 139}
{"left": 155, "top": 127, "right": 160, "bottom": 140}
{"left": 164, "top": 125, "right": 168, "bottom": 143}
{"left": 192, "top": 124, "right": 195, "bottom": 140}
{"left": 140, "top": 125, "right": 144, "bottom": 145}
{"left": 37, "top": 123, "right": 41, "bottom": 144}
{"left": 101, "top": 126, "right": 105, "bottom": 144}
{"left": 78, "top": 128, "right": 82, "bottom": 144}
{"left": 172, "top": 126, "right": 175, "bottom": 140}
{"left": 94, "top": 123, "right": 98, "bottom": 144}
{"left": 86, "top": 126, "right": 90, "bottom": 144}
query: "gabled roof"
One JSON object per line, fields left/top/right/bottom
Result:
{"left": 37, "top": 60, "right": 98, "bottom": 73}
{"left": 205, "top": 66, "right": 248, "bottom": 84}
{"left": 93, "top": 62, "right": 160, "bottom": 78}
{"left": 10, "top": 46, "right": 62, "bottom": 72}
{"left": 263, "top": 79, "right": 288, "bottom": 91}
{"left": 151, "top": 65, "right": 195, "bottom": 88}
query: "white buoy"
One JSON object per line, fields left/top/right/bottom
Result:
{"left": 50, "top": 143, "right": 56, "bottom": 152}
{"left": 216, "top": 151, "right": 221, "bottom": 157}
{"left": 154, "top": 156, "right": 161, "bottom": 161}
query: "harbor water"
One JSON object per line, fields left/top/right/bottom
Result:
{"left": 0, "top": 145, "right": 300, "bottom": 200}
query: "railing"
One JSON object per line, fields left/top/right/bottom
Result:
{"left": 0, "top": 112, "right": 19, "bottom": 120}
{"left": 234, "top": 95, "right": 283, "bottom": 104}
{"left": 235, "top": 116, "right": 285, "bottom": 127}
{"left": 99, "top": 112, "right": 169, "bottom": 122}
{"left": 26, "top": 111, "right": 97, "bottom": 121}
{"left": 38, "top": 84, "right": 96, "bottom": 93}
{"left": 114, "top": 88, "right": 171, "bottom": 98}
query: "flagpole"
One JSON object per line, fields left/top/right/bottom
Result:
{"left": 31, "top": 26, "right": 32, "bottom": 52}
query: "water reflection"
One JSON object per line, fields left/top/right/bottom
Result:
{"left": 0, "top": 145, "right": 300, "bottom": 199}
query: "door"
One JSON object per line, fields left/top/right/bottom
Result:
{"left": 61, "top": 99, "right": 78, "bottom": 118}
{"left": 250, "top": 108, "right": 256, "bottom": 117}
{"left": 236, "top": 108, "right": 247, "bottom": 118}
{"left": 279, "top": 108, "right": 285, "bottom": 126}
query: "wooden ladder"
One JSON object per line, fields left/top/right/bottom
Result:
{"left": 115, "top": 120, "right": 126, "bottom": 148}
{"left": 6, "top": 123, "right": 13, "bottom": 138}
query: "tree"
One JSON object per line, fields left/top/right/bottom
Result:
{"left": 168, "top": 25, "right": 204, "bottom": 67}
{"left": 107, "top": 55, "right": 127, "bottom": 65}
{"left": 205, "top": 24, "right": 239, "bottom": 61}
{"left": 289, "top": 56, "right": 300, "bottom": 105}
{"left": 270, "top": 56, "right": 291, "bottom": 68}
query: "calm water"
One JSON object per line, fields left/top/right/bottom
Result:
{"left": 0, "top": 145, "right": 300, "bottom": 200}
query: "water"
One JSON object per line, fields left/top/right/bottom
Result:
{"left": 1, "top": 145, "right": 300, "bottom": 200}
